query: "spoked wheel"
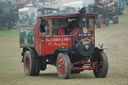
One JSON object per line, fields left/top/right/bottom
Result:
{"left": 56, "top": 53, "right": 71, "bottom": 79}
{"left": 24, "top": 55, "right": 30, "bottom": 73}
{"left": 24, "top": 50, "right": 40, "bottom": 76}
{"left": 93, "top": 51, "right": 108, "bottom": 78}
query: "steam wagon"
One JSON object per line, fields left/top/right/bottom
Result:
{"left": 20, "top": 8, "right": 108, "bottom": 79}
{"left": 87, "top": 1, "right": 119, "bottom": 28}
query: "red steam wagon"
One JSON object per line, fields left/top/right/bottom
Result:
{"left": 20, "top": 8, "right": 108, "bottom": 79}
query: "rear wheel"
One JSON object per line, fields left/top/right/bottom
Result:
{"left": 24, "top": 50, "right": 40, "bottom": 76}
{"left": 93, "top": 51, "right": 108, "bottom": 78}
{"left": 56, "top": 53, "right": 71, "bottom": 79}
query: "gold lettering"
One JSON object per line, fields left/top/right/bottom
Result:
{"left": 47, "top": 42, "right": 68, "bottom": 46}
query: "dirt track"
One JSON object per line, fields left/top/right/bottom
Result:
{"left": 0, "top": 13, "right": 128, "bottom": 85}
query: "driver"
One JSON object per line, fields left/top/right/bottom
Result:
{"left": 65, "top": 20, "right": 79, "bottom": 34}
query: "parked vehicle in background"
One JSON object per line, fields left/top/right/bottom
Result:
{"left": 87, "top": 0, "right": 119, "bottom": 28}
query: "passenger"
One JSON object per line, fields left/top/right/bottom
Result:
{"left": 65, "top": 20, "right": 79, "bottom": 34}
{"left": 40, "top": 24, "right": 45, "bottom": 32}
{"left": 65, "top": 21, "right": 74, "bottom": 34}
{"left": 40, "top": 19, "right": 50, "bottom": 36}
{"left": 58, "top": 27, "right": 65, "bottom": 35}
{"left": 70, "top": 21, "right": 80, "bottom": 34}
{"left": 69, "top": 28, "right": 81, "bottom": 35}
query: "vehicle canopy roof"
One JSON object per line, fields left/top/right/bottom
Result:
{"left": 38, "top": 7, "right": 59, "bottom": 11}
{"left": 38, "top": 12, "right": 96, "bottom": 19}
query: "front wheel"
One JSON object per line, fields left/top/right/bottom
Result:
{"left": 93, "top": 51, "right": 108, "bottom": 78}
{"left": 56, "top": 53, "right": 71, "bottom": 79}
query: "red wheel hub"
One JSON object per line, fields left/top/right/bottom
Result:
{"left": 24, "top": 56, "right": 30, "bottom": 73}
{"left": 95, "top": 57, "right": 102, "bottom": 72}
{"left": 57, "top": 58, "right": 65, "bottom": 75}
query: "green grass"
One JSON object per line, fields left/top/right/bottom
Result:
{"left": 119, "top": 6, "right": 128, "bottom": 18}
{"left": 124, "top": 5, "right": 128, "bottom": 12}
{"left": 0, "top": 29, "right": 19, "bottom": 38}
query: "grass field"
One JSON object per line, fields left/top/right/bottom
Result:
{"left": 0, "top": 10, "right": 128, "bottom": 85}
{"left": 0, "top": 30, "right": 18, "bottom": 38}
{"left": 124, "top": 5, "right": 128, "bottom": 12}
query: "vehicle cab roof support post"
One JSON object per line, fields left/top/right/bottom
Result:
{"left": 49, "top": 19, "right": 53, "bottom": 36}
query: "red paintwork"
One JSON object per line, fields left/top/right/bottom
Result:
{"left": 69, "top": 28, "right": 81, "bottom": 35}
{"left": 71, "top": 61, "right": 101, "bottom": 71}
{"left": 69, "top": 28, "right": 81, "bottom": 46}
{"left": 41, "top": 37, "right": 72, "bottom": 55}
{"left": 35, "top": 28, "right": 94, "bottom": 56}
{"left": 24, "top": 56, "right": 30, "bottom": 73}
{"left": 72, "top": 67, "right": 96, "bottom": 70}
{"left": 57, "top": 57, "right": 65, "bottom": 75}
{"left": 34, "top": 18, "right": 41, "bottom": 55}
{"left": 41, "top": 14, "right": 96, "bottom": 19}
{"left": 58, "top": 27, "right": 65, "bottom": 35}
{"left": 33, "top": 14, "right": 96, "bottom": 56}
{"left": 41, "top": 14, "right": 79, "bottom": 19}
{"left": 34, "top": 18, "right": 73, "bottom": 55}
